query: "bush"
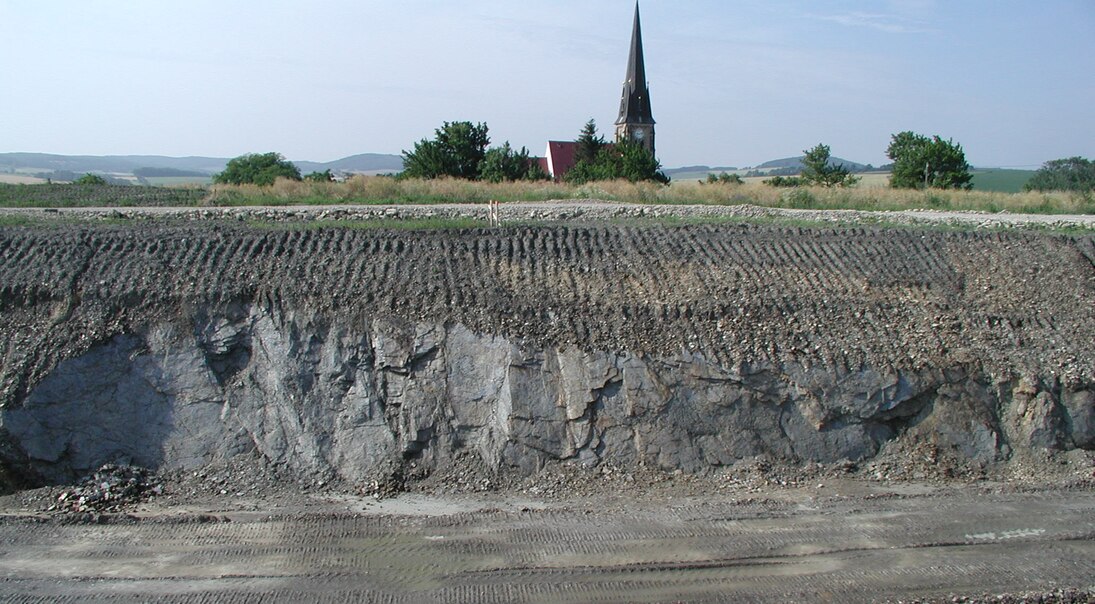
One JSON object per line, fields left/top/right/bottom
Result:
{"left": 73, "top": 173, "right": 107, "bottom": 185}
{"left": 764, "top": 175, "right": 805, "bottom": 187}
{"left": 704, "top": 172, "right": 743, "bottom": 185}
{"left": 214, "top": 153, "right": 302, "bottom": 186}
{"left": 1025, "top": 157, "right": 1095, "bottom": 193}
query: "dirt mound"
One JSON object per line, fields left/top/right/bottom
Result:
{"left": 1, "top": 223, "right": 1092, "bottom": 397}
{"left": 51, "top": 464, "right": 161, "bottom": 513}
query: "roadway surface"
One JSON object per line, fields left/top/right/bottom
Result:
{"left": 1, "top": 486, "right": 1092, "bottom": 603}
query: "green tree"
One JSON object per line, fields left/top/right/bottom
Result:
{"left": 764, "top": 175, "right": 805, "bottom": 187}
{"left": 402, "top": 121, "right": 490, "bottom": 179}
{"left": 800, "top": 143, "right": 859, "bottom": 187}
{"left": 73, "top": 173, "right": 107, "bottom": 185}
{"left": 525, "top": 160, "right": 549, "bottom": 182}
{"left": 304, "top": 169, "right": 334, "bottom": 183}
{"left": 704, "top": 172, "right": 743, "bottom": 185}
{"left": 478, "top": 142, "right": 545, "bottom": 183}
{"left": 564, "top": 122, "right": 668, "bottom": 185}
{"left": 575, "top": 119, "right": 607, "bottom": 165}
{"left": 615, "top": 139, "right": 670, "bottom": 184}
{"left": 1025, "top": 157, "right": 1095, "bottom": 193}
{"left": 886, "top": 132, "right": 972, "bottom": 190}
{"left": 213, "top": 152, "right": 302, "bottom": 186}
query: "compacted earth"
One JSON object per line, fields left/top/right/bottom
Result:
{"left": 0, "top": 458, "right": 1092, "bottom": 603}
{"left": 0, "top": 202, "right": 1092, "bottom": 602}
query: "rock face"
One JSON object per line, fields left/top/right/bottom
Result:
{"left": 0, "top": 223, "right": 1092, "bottom": 486}
{"left": 3, "top": 309, "right": 1091, "bottom": 486}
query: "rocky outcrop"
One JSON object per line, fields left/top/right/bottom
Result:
{"left": 3, "top": 307, "right": 1090, "bottom": 486}
{"left": 0, "top": 223, "right": 1092, "bottom": 486}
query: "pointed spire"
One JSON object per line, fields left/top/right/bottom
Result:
{"left": 616, "top": 2, "right": 654, "bottom": 126}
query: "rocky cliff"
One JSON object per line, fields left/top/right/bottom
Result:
{"left": 0, "top": 222, "right": 1092, "bottom": 487}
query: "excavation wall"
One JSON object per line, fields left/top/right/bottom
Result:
{"left": 0, "top": 223, "right": 1092, "bottom": 485}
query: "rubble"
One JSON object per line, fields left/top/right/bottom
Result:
{"left": 49, "top": 464, "right": 161, "bottom": 513}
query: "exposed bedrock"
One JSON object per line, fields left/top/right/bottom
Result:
{"left": 2, "top": 309, "right": 1092, "bottom": 485}
{"left": 0, "top": 224, "right": 1092, "bottom": 485}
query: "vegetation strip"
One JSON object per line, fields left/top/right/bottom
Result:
{"left": 2, "top": 178, "right": 1092, "bottom": 214}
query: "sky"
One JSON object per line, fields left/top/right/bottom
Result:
{"left": 2, "top": 1, "right": 1093, "bottom": 169}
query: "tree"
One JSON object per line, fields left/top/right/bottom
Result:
{"left": 704, "top": 172, "right": 743, "bottom": 185}
{"left": 213, "top": 152, "right": 302, "bottom": 186}
{"left": 1025, "top": 157, "right": 1095, "bottom": 193}
{"left": 575, "top": 119, "right": 607, "bottom": 165}
{"left": 764, "top": 175, "right": 805, "bottom": 187}
{"left": 73, "top": 173, "right": 107, "bottom": 185}
{"left": 401, "top": 121, "right": 490, "bottom": 180}
{"left": 615, "top": 139, "right": 670, "bottom": 184}
{"left": 564, "top": 122, "right": 668, "bottom": 185}
{"left": 304, "top": 169, "right": 334, "bottom": 183}
{"left": 478, "top": 142, "right": 546, "bottom": 183}
{"left": 800, "top": 143, "right": 859, "bottom": 187}
{"left": 886, "top": 131, "right": 972, "bottom": 190}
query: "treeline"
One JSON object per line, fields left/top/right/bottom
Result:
{"left": 400, "top": 119, "right": 668, "bottom": 184}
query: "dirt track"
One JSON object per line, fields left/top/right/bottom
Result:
{"left": 0, "top": 484, "right": 1092, "bottom": 603}
{"left": 3, "top": 201, "right": 1095, "bottom": 230}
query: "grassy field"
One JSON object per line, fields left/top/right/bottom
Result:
{"left": 970, "top": 169, "right": 1035, "bottom": 193}
{"left": 202, "top": 176, "right": 1091, "bottom": 214}
{"left": 2, "top": 175, "right": 1090, "bottom": 215}
{"left": 144, "top": 176, "right": 214, "bottom": 186}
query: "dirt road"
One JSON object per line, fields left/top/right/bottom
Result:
{"left": 1, "top": 485, "right": 1092, "bottom": 603}
{"left": 3, "top": 200, "right": 1094, "bottom": 230}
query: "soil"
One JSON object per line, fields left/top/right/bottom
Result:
{"left": 2, "top": 210, "right": 1093, "bottom": 410}
{"left": 0, "top": 463, "right": 1092, "bottom": 603}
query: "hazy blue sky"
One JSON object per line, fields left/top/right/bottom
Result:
{"left": 2, "top": 1, "right": 1092, "bottom": 168}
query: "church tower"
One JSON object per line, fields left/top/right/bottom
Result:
{"left": 615, "top": 2, "right": 655, "bottom": 155}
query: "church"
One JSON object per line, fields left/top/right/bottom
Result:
{"left": 538, "top": 3, "right": 655, "bottom": 180}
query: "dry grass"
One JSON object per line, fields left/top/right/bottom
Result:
{"left": 200, "top": 176, "right": 1093, "bottom": 214}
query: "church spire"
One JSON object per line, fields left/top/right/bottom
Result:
{"left": 615, "top": 2, "right": 655, "bottom": 153}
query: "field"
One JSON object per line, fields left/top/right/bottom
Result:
{"left": 0, "top": 175, "right": 47, "bottom": 185}
{"left": 3, "top": 175, "right": 1089, "bottom": 215}
{"left": 971, "top": 169, "right": 1036, "bottom": 192}
{"left": 143, "top": 175, "right": 214, "bottom": 186}
{"left": 678, "top": 170, "right": 1034, "bottom": 193}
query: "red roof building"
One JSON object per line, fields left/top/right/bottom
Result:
{"left": 543, "top": 141, "right": 579, "bottom": 180}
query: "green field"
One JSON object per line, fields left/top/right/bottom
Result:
{"left": 673, "top": 169, "right": 1034, "bottom": 193}
{"left": 144, "top": 176, "right": 213, "bottom": 186}
{"left": 970, "top": 169, "right": 1035, "bottom": 193}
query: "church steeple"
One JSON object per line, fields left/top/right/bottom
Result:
{"left": 615, "top": 2, "right": 655, "bottom": 154}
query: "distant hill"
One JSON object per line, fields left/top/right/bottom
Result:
{"left": 754, "top": 156, "right": 871, "bottom": 172}
{"left": 295, "top": 154, "right": 405, "bottom": 175}
{"left": 0, "top": 152, "right": 405, "bottom": 179}
{"left": 663, "top": 157, "right": 873, "bottom": 182}
{"left": 0, "top": 153, "right": 228, "bottom": 176}
{"left": 663, "top": 165, "right": 739, "bottom": 180}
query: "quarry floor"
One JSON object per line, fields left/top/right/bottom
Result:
{"left": 0, "top": 476, "right": 1093, "bottom": 603}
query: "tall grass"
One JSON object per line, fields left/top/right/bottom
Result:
{"left": 198, "top": 176, "right": 1094, "bottom": 214}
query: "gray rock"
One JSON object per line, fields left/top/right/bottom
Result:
{"left": 1, "top": 310, "right": 1089, "bottom": 486}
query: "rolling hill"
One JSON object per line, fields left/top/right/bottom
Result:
{"left": 0, "top": 152, "right": 405, "bottom": 180}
